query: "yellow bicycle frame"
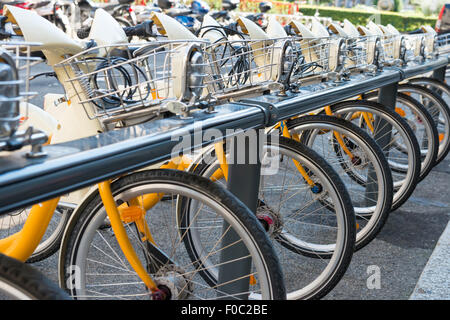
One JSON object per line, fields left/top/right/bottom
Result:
{"left": 0, "top": 155, "right": 192, "bottom": 294}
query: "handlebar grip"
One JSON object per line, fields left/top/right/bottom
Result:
{"left": 77, "top": 27, "right": 91, "bottom": 39}
{"left": 123, "top": 21, "right": 154, "bottom": 37}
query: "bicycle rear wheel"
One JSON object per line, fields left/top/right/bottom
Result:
{"left": 58, "top": 169, "right": 286, "bottom": 300}
{"left": 398, "top": 83, "right": 450, "bottom": 165}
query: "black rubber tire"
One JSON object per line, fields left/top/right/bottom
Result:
{"left": 405, "top": 79, "right": 450, "bottom": 164}
{"left": 26, "top": 206, "right": 72, "bottom": 264}
{"left": 58, "top": 169, "right": 286, "bottom": 300}
{"left": 363, "top": 91, "right": 439, "bottom": 182}
{"left": 187, "top": 137, "right": 356, "bottom": 300}
{"left": 285, "top": 115, "right": 393, "bottom": 251}
{"left": 328, "top": 100, "right": 421, "bottom": 211}
{"left": 0, "top": 253, "right": 70, "bottom": 300}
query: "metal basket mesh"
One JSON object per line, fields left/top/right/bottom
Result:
{"left": 55, "top": 40, "right": 210, "bottom": 123}
{"left": 0, "top": 41, "right": 41, "bottom": 144}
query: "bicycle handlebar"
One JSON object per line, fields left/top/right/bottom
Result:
{"left": 122, "top": 21, "right": 155, "bottom": 37}
{"left": 77, "top": 21, "right": 156, "bottom": 40}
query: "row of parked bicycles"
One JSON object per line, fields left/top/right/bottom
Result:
{"left": 0, "top": 3, "right": 449, "bottom": 300}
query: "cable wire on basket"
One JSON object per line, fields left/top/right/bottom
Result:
{"left": 83, "top": 56, "right": 151, "bottom": 109}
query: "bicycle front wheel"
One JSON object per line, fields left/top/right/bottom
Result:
{"left": 329, "top": 100, "right": 421, "bottom": 211}
{"left": 0, "top": 253, "right": 70, "bottom": 300}
{"left": 0, "top": 204, "right": 71, "bottom": 263}
{"left": 58, "top": 169, "right": 286, "bottom": 300}
{"left": 186, "top": 137, "right": 356, "bottom": 300}
{"left": 363, "top": 91, "right": 439, "bottom": 181}
{"left": 286, "top": 115, "right": 393, "bottom": 251}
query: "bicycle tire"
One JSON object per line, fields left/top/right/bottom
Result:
{"left": 285, "top": 115, "right": 393, "bottom": 250}
{"left": 363, "top": 91, "right": 439, "bottom": 182}
{"left": 328, "top": 100, "right": 421, "bottom": 211}
{"left": 396, "top": 83, "right": 450, "bottom": 165}
{"left": 0, "top": 253, "right": 70, "bottom": 300}
{"left": 58, "top": 169, "right": 286, "bottom": 300}
{"left": 186, "top": 137, "right": 356, "bottom": 300}
{"left": 405, "top": 79, "right": 450, "bottom": 164}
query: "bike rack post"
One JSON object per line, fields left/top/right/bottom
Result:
{"left": 366, "top": 82, "right": 399, "bottom": 204}
{"left": 217, "top": 130, "right": 262, "bottom": 299}
{"left": 432, "top": 65, "right": 447, "bottom": 82}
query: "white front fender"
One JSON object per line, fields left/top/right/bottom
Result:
{"left": 343, "top": 19, "right": 360, "bottom": 37}
{"left": 150, "top": 12, "right": 198, "bottom": 40}
{"left": 289, "top": 20, "right": 316, "bottom": 38}
{"left": 328, "top": 22, "right": 348, "bottom": 37}
{"left": 266, "top": 16, "right": 287, "bottom": 38}
{"left": 200, "top": 15, "right": 226, "bottom": 42}
{"left": 367, "top": 21, "right": 384, "bottom": 36}
{"left": 89, "top": 8, "right": 128, "bottom": 47}
{"left": 311, "top": 18, "right": 329, "bottom": 38}
{"left": 18, "top": 102, "right": 58, "bottom": 140}
{"left": 4, "top": 5, "right": 83, "bottom": 55}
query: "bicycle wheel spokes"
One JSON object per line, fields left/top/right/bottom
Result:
{"left": 398, "top": 84, "right": 450, "bottom": 165}
{"left": 62, "top": 170, "right": 284, "bottom": 300}
{"left": 330, "top": 101, "right": 420, "bottom": 210}
{"left": 286, "top": 115, "right": 393, "bottom": 251}
{"left": 187, "top": 137, "right": 355, "bottom": 300}
{"left": 364, "top": 91, "right": 439, "bottom": 181}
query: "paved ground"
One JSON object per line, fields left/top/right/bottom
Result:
{"left": 410, "top": 221, "right": 450, "bottom": 299}
{"left": 25, "top": 64, "right": 450, "bottom": 299}
{"left": 325, "top": 155, "right": 450, "bottom": 299}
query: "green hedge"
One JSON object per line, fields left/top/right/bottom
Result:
{"left": 297, "top": 5, "right": 436, "bottom": 33}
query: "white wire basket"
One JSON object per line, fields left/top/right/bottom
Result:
{"left": 342, "top": 36, "right": 379, "bottom": 72}
{"left": 0, "top": 41, "right": 42, "bottom": 151}
{"left": 436, "top": 33, "right": 450, "bottom": 55}
{"left": 380, "top": 34, "right": 403, "bottom": 66}
{"left": 55, "top": 40, "right": 210, "bottom": 127}
{"left": 289, "top": 36, "right": 344, "bottom": 83}
{"left": 202, "top": 37, "right": 294, "bottom": 100}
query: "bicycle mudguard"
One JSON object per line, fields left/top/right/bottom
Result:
{"left": 266, "top": 15, "right": 287, "bottom": 38}
{"left": 18, "top": 102, "right": 58, "bottom": 143}
{"left": 89, "top": 8, "right": 128, "bottom": 48}
{"left": 43, "top": 93, "right": 102, "bottom": 144}
{"left": 150, "top": 11, "right": 198, "bottom": 40}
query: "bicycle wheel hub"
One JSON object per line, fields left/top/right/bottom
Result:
{"left": 154, "top": 266, "right": 193, "bottom": 300}
{"left": 257, "top": 206, "right": 283, "bottom": 237}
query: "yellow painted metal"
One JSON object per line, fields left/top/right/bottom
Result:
{"left": 98, "top": 181, "right": 158, "bottom": 292}
{"left": 210, "top": 168, "right": 225, "bottom": 182}
{"left": 280, "top": 120, "right": 315, "bottom": 187}
{"left": 120, "top": 201, "right": 156, "bottom": 245}
{"left": 362, "top": 112, "right": 375, "bottom": 133}
{"left": 2, "top": 198, "right": 59, "bottom": 261}
{"left": 324, "top": 106, "right": 356, "bottom": 160}
{"left": 214, "top": 142, "right": 228, "bottom": 181}
{"left": 395, "top": 107, "right": 406, "bottom": 117}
